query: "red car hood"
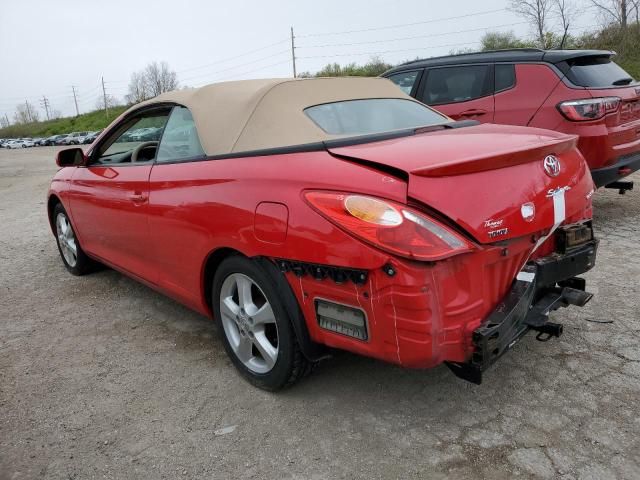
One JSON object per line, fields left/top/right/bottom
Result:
{"left": 328, "top": 124, "right": 594, "bottom": 244}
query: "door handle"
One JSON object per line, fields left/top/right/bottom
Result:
{"left": 129, "top": 192, "right": 147, "bottom": 204}
{"left": 458, "top": 109, "right": 487, "bottom": 117}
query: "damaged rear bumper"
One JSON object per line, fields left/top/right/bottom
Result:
{"left": 446, "top": 239, "right": 598, "bottom": 384}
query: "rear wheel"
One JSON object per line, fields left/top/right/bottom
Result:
{"left": 53, "top": 203, "right": 98, "bottom": 275}
{"left": 213, "top": 256, "right": 311, "bottom": 390}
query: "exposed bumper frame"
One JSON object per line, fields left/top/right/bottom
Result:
{"left": 446, "top": 240, "right": 598, "bottom": 384}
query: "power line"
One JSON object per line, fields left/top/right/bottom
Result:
{"left": 175, "top": 37, "right": 290, "bottom": 75}
{"left": 297, "top": 20, "right": 532, "bottom": 49}
{"left": 191, "top": 59, "right": 292, "bottom": 87}
{"left": 40, "top": 96, "right": 50, "bottom": 120}
{"left": 297, "top": 40, "right": 482, "bottom": 59}
{"left": 180, "top": 49, "right": 290, "bottom": 83}
{"left": 297, "top": 8, "right": 509, "bottom": 38}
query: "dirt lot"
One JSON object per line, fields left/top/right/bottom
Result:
{"left": 1, "top": 146, "right": 639, "bottom": 479}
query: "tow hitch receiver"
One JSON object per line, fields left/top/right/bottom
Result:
{"left": 605, "top": 180, "right": 634, "bottom": 194}
{"left": 446, "top": 267, "right": 594, "bottom": 385}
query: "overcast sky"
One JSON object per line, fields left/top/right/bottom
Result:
{"left": 0, "top": 0, "right": 597, "bottom": 120}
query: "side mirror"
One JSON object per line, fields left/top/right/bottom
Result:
{"left": 56, "top": 148, "right": 86, "bottom": 167}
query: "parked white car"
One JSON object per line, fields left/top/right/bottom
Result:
{"left": 62, "top": 132, "right": 90, "bottom": 145}
{"left": 6, "top": 140, "right": 33, "bottom": 148}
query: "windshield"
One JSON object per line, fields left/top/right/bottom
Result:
{"left": 304, "top": 98, "right": 449, "bottom": 136}
{"left": 566, "top": 56, "right": 636, "bottom": 88}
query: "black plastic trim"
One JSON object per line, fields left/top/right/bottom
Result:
{"left": 591, "top": 151, "right": 640, "bottom": 187}
{"left": 276, "top": 259, "right": 368, "bottom": 285}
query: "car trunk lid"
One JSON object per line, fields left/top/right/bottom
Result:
{"left": 327, "top": 124, "right": 593, "bottom": 244}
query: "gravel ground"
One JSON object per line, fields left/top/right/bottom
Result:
{"left": 1, "top": 146, "right": 639, "bottom": 480}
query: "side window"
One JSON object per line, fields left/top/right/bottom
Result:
{"left": 387, "top": 70, "right": 421, "bottom": 95}
{"left": 495, "top": 64, "right": 516, "bottom": 92}
{"left": 94, "top": 109, "right": 171, "bottom": 165}
{"left": 421, "top": 65, "right": 492, "bottom": 105}
{"left": 156, "top": 107, "right": 205, "bottom": 163}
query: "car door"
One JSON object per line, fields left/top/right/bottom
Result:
{"left": 417, "top": 64, "right": 495, "bottom": 122}
{"left": 67, "top": 106, "right": 171, "bottom": 282}
{"left": 146, "top": 106, "right": 211, "bottom": 309}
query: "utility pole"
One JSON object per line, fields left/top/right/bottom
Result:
{"left": 40, "top": 95, "right": 50, "bottom": 120}
{"left": 71, "top": 86, "right": 79, "bottom": 116}
{"left": 290, "top": 26, "right": 297, "bottom": 78}
{"left": 25, "top": 100, "right": 33, "bottom": 123}
{"left": 101, "top": 77, "right": 108, "bottom": 119}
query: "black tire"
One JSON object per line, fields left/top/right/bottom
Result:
{"left": 213, "top": 255, "right": 312, "bottom": 391}
{"left": 52, "top": 203, "right": 98, "bottom": 276}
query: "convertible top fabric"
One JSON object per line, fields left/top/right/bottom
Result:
{"left": 128, "top": 77, "right": 420, "bottom": 156}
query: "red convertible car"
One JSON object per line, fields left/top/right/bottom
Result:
{"left": 48, "top": 77, "right": 598, "bottom": 390}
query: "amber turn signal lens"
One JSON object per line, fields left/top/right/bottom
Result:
{"left": 344, "top": 195, "right": 403, "bottom": 226}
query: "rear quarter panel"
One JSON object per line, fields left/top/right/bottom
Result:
{"left": 146, "top": 151, "right": 408, "bottom": 314}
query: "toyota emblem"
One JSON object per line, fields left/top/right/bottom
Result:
{"left": 543, "top": 155, "right": 561, "bottom": 177}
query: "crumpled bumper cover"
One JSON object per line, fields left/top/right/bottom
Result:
{"left": 446, "top": 240, "right": 598, "bottom": 384}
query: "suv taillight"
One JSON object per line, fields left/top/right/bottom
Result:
{"left": 557, "top": 97, "right": 620, "bottom": 121}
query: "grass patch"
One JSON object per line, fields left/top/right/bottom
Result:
{"left": 0, "top": 106, "right": 128, "bottom": 139}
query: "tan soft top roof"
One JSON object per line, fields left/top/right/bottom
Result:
{"left": 130, "top": 77, "right": 419, "bottom": 156}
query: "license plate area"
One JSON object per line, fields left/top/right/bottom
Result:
{"left": 555, "top": 222, "right": 594, "bottom": 254}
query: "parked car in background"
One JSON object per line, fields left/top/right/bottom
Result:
{"left": 383, "top": 49, "right": 640, "bottom": 192}
{"left": 130, "top": 127, "right": 162, "bottom": 142}
{"left": 62, "top": 132, "right": 90, "bottom": 145}
{"left": 54, "top": 135, "right": 70, "bottom": 146}
{"left": 42, "top": 135, "right": 62, "bottom": 146}
{"left": 82, "top": 130, "right": 102, "bottom": 144}
{"left": 48, "top": 78, "right": 597, "bottom": 390}
{"left": 6, "top": 139, "right": 33, "bottom": 148}
{"left": 32, "top": 137, "right": 44, "bottom": 146}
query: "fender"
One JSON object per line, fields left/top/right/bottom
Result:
{"left": 255, "top": 256, "right": 329, "bottom": 362}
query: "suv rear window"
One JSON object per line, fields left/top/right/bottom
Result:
{"left": 304, "top": 99, "right": 448, "bottom": 135}
{"left": 566, "top": 56, "right": 636, "bottom": 87}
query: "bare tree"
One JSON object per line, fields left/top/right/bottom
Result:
{"left": 0, "top": 115, "right": 9, "bottom": 128}
{"left": 126, "top": 71, "right": 150, "bottom": 104}
{"left": 629, "top": 0, "right": 640, "bottom": 23}
{"left": 144, "top": 61, "right": 178, "bottom": 97}
{"left": 96, "top": 94, "right": 119, "bottom": 111}
{"left": 591, "top": 0, "right": 631, "bottom": 28}
{"left": 13, "top": 101, "right": 39, "bottom": 124}
{"left": 554, "top": 0, "right": 578, "bottom": 47}
{"left": 126, "top": 62, "right": 178, "bottom": 104}
{"left": 510, "top": 0, "right": 553, "bottom": 47}
{"left": 51, "top": 109, "right": 62, "bottom": 120}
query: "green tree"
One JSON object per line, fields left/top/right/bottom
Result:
{"left": 479, "top": 31, "right": 538, "bottom": 50}
{"left": 300, "top": 56, "right": 393, "bottom": 78}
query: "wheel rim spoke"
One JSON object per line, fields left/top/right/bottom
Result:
{"left": 235, "top": 336, "right": 253, "bottom": 363}
{"left": 252, "top": 302, "right": 275, "bottom": 326}
{"left": 252, "top": 331, "right": 277, "bottom": 369}
{"left": 235, "top": 275, "right": 254, "bottom": 311}
{"left": 220, "top": 296, "right": 239, "bottom": 321}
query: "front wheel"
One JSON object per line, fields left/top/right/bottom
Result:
{"left": 53, "top": 203, "right": 98, "bottom": 275}
{"left": 213, "top": 256, "right": 311, "bottom": 391}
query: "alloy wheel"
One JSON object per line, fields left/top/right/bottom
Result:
{"left": 219, "top": 273, "right": 279, "bottom": 374}
{"left": 56, "top": 213, "right": 78, "bottom": 267}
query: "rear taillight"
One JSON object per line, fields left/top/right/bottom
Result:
{"left": 304, "top": 191, "right": 473, "bottom": 261}
{"left": 557, "top": 97, "right": 620, "bottom": 121}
